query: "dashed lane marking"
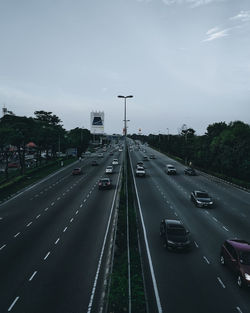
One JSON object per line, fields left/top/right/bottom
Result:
{"left": 217, "top": 277, "right": 226, "bottom": 288}
{"left": 44, "top": 252, "right": 50, "bottom": 260}
{"left": 29, "top": 271, "right": 37, "bottom": 281}
{"left": 63, "top": 227, "right": 68, "bottom": 232}
{"left": 55, "top": 238, "right": 60, "bottom": 245}
{"left": 26, "top": 222, "right": 32, "bottom": 227}
{"left": 203, "top": 256, "right": 210, "bottom": 264}
{"left": 70, "top": 218, "right": 74, "bottom": 223}
{"left": 223, "top": 226, "right": 229, "bottom": 232}
{"left": 14, "top": 232, "right": 20, "bottom": 238}
{"left": 0, "top": 244, "right": 6, "bottom": 250}
{"left": 8, "top": 297, "right": 19, "bottom": 311}
{"left": 36, "top": 214, "right": 41, "bottom": 219}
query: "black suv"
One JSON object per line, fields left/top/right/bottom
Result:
{"left": 160, "top": 219, "right": 191, "bottom": 250}
{"left": 190, "top": 190, "right": 213, "bottom": 208}
{"left": 220, "top": 239, "right": 250, "bottom": 288}
{"left": 98, "top": 178, "right": 112, "bottom": 190}
{"left": 184, "top": 167, "right": 196, "bottom": 176}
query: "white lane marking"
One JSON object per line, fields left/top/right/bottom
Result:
{"left": 0, "top": 244, "right": 6, "bottom": 250}
{"left": 36, "top": 214, "right": 41, "bottom": 219}
{"left": 80, "top": 204, "right": 83, "bottom": 208}
{"left": 236, "top": 306, "right": 243, "bottom": 313}
{"left": 194, "top": 241, "right": 199, "bottom": 248}
{"left": 51, "top": 202, "right": 55, "bottom": 206}
{"left": 55, "top": 238, "right": 60, "bottom": 245}
{"left": 63, "top": 227, "right": 68, "bottom": 232}
{"left": 26, "top": 222, "right": 32, "bottom": 227}
{"left": 217, "top": 277, "right": 226, "bottom": 288}
{"left": 174, "top": 212, "right": 178, "bottom": 216}
{"left": 44, "top": 252, "right": 50, "bottom": 260}
{"left": 75, "top": 210, "right": 79, "bottom": 215}
{"left": 45, "top": 207, "right": 48, "bottom": 211}
{"left": 14, "top": 232, "right": 20, "bottom": 238}
{"left": 29, "top": 271, "right": 37, "bottom": 281}
{"left": 84, "top": 199, "right": 87, "bottom": 202}
{"left": 203, "top": 256, "right": 210, "bottom": 264}
{"left": 70, "top": 218, "right": 74, "bottom": 223}
{"left": 63, "top": 193, "right": 66, "bottom": 196}
{"left": 212, "top": 217, "right": 218, "bottom": 222}
{"left": 57, "top": 197, "right": 61, "bottom": 201}
{"left": 8, "top": 297, "right": 19, "bottom": 311}
{"left": 87, "top": 194, "right": 89, "bottom": 198}
{"left": 223, "top": 226, "right": 229, "bottom": 232}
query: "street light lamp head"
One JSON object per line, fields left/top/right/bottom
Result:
{"left": 117, "top": 95, "right": 133, "bottom": 98}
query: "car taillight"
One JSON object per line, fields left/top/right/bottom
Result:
{"left": 107, "top": 182, "right": 110, "bottom": 185}
{"left": 99, "top": 183, "right": 102, "bottom": 186}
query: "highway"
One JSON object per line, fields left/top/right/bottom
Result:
{"left": 0, "top": 148, "right": 122, "bottom": 313}
{"left": 130, "top": 143, "right": 250, "bottom": 313}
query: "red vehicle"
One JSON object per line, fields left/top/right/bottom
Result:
{"left": 220, "top": 239, "right": 250, "bottom": 288}
{"left": 72, "top": 168, "right": 82, "bottom": 175}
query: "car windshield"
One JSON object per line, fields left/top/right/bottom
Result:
{"left": 239, "top": 251, "right": 250, "bottom": 265}
{"left": 168, "top": 165, "right": 174, "bottom": 169}
{"left": 197, "top": 192, "right": 209, "bottom": 198}
{"left": 101, "top": 179, "right": 109, "bottom": 183}
{"left": 107, "top": 166, "right": 112, "bottom": 169}
{"left": 167, "top": 227, "right": 186, "bottom": 236}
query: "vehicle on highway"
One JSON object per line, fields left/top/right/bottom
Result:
{"left": 98, "top": 178, "right": 112, "bottom": 190}
{"left": 105, "top": 165, "right": 113, "bottom": 174}
{"left": 118, "top": 148, "right": 123, "bottom": 152}
{"left": 136, "top": 166, "right": 146, "bottom": 177}
{"left": 72, "top": 168, "right": 82, "bottom": 175}
{"left": 98, "top": 153, "right": 104, "bottom": 158}
{"left": 143, "top": 156, "right": 149, "bottom": 161}
{"left": 184, "top": 167, "right": 197, "bottom": 175}
{"left": 165, "top": 164, "right": 177, "bottom": 175}
{"left": 160, "top": 219, "right": 191, "bottom": 250}
{"left": 220, "top": 239, "right": 250, "bottom": 288}
{"left": 137, "top": 161, "right": 144, "bottom": 167}
{"left": 112, "top": 159, "right": 119, "bottom": 165}
{"left": 190, "top": 190, "right": 213, "bottom": 208}
{"left": 149, "top": 154, "right": 156, "bottom": 159}
{"left": 109, "top": 152, "right": 114, "bottom": 156}
{"left": 91, "top": 160, "right": 98, "bottom": 166}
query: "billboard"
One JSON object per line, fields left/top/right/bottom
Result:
{"left": 90, "top": 111, "right": 104, "bottom": 134}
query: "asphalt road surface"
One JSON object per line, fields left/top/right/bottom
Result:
{"left": 130, "top": 143, "right": 250, "bottom": 313}
{"left": 0, "top": 147, "right": 123, "bottom": 313}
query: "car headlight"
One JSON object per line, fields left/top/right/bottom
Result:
{"left": 244, "top": 273, "right": 250, "bottom": 281}
{"left": 196, "top": 200, "right": 202, "bottom": 204}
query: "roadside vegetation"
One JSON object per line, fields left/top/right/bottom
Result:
{"left": 130, "top": 121, "right": 250, "bottom": 189}
{"left": 108, "top": 151, "right": 146, "bottom": 313}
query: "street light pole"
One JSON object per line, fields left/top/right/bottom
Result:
{"left": 118, "top": 95, "right": 133, "bottom": 140}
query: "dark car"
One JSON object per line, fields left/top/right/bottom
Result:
{"left": 149, "top": 154, "right": 156, "bottom": 159}
{"left": 98, "top": 178, "right": 112, "bottom": 190}
{"left": 72, "top": 168, "right": 82, "bottom": 175}
{"left": 143, "top": 156, "right": 149, "bottom": 161}
{"left": 220, "top": 239, "right": 250, "bottom": 288}
{"left": 160, "top": 219, "right": 191, "bottom": 250}
{"left": 91, "top": 160, "right": 98, "bottom": 166}
{"left": 184, "top": 167, "right": 196, "bottom": 176}
{"left": 190, "top": 190, "right": 213, "bottom": 208}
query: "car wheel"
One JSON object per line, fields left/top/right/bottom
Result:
{"left": 237, "top": 275, "right": 244, "bottom": 288}
{"left": 220, "top": 255, "right": 225, "bottom": 265}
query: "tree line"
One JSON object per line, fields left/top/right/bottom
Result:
{"left": 0, "top": 111, "right": 91, "bottom": 177}
{"left": 130, "top": 121, "right": 250, "bottom": 186}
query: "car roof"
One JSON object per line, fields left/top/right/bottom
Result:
{"left": 194, "top": 190, "right": 207, "bottom": 194}
{"left": 164, "top": 219, "right": 183, "bottom": 227}
{"left": 167, "top": 164, "right": 175, "bottom": 167}
{"left": 100, "top": 178, "right": 110, "bottom": 181}
{"left": 227, "top": 239, "right": 250, "bottom": 252}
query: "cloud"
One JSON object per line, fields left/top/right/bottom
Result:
{"left": 162, "top": 0, "right": 224, "bottom": 7}
{"left": 230, "top": 10, "right": 250, "bottom": 22}
{"left": 203, "top": 28, "right": 230, "bottom": 42}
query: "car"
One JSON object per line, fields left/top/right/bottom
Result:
{"left": 98, "top": 178, "right": 112, "bottom": 190}
{"left": 143, "top": 156, "right": 149, "bottom": 161}
{"left": 149, "top": 154, "right": 156, "bottom": 159}
{"left": 72, "top": 168, "right": 82, "bottom": 175}
{"left": 137, "top": 161, "right": 144, "bottom": 167}
{"left": 184, "top": 167, "right": 196, "bottom": 176}
{"left": 190, "top": 190, "right": 213, "bottom": 208}
{"left": 91, "top": 160, "right": 98, "bottom": 166}
{"left": 220, "top": 239, "right": 250, "bottom": 288}
{"left": 160, "top": 219, "right": 191, "bottom": 250}
{"left": 112, "top": 159, "right": 119, "bottom": 165}
{"left": 105, "top": 165, "right": 113, "bottom": 174}
{"left": 118, "top": 148, "right": 123, "bottom": 152}
{"left": 165, "top": 164, "right": 177, "bottom": 175}
{"left": 98, "top": 153, "right": 104, "bottom": 158}
{"left": 136, "top": 166, "right": 146, "bottom": 177}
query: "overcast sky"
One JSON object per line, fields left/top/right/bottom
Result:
{"left": 0, "top": 0, "right": 249, "bottom": 135}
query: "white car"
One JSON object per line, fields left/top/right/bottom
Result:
{"left": 136, "top": 166, "right": 146, "bottom": 177}
{"left": 105, "top": 165, "right": 113, "bottom": 174}
{"left": 165, "top": 164, "right": 177, "bottom": 175}
{"left": 112, "top": 159, "right": 119, "bottom": 165}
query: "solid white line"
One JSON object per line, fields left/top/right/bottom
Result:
{"left": 217, "top": 277, "right": 226, "bottom": 288}
{"left": 203, "top": 256, "right": 210, "bottom": 264}
{"left": 36, "top": 214, "right": 41, "bottom": 219}
{"left": 44, "top": 252, "right": 50, "bottom": 260}
{"left": 0, "top": 244, "right": 6, "bottom": 250}
{"left": 8, "top": 297, "right": 19, "bottom": 311}
{"left": 55, "top": 238, "right": 60, "bottom": 244}
{"left": 236, "top": 306, "right": 243, "bottom": 313}
{"left": 63, "top": 227, "right": 68, "bottom": 232}
{"left": 129, "top": 153, "right": 163, "bottom": 313}
{"left": 26, "top": 222, "right": 32, "bottom": 227}
{"left": 14, "top": 232, "right": 20, "bottom": 238}
{"left": 29, "top": 271, "right": 37, "bottom": 281}
{"left": 87, "top": 164, "right": 122, "bottom": 313}
{"left": 223, "top": 226, "right": 229, "bottom": 232}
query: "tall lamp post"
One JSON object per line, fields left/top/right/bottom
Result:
{"left": 117, "top": 95, "right": 133, "bottom": 140}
